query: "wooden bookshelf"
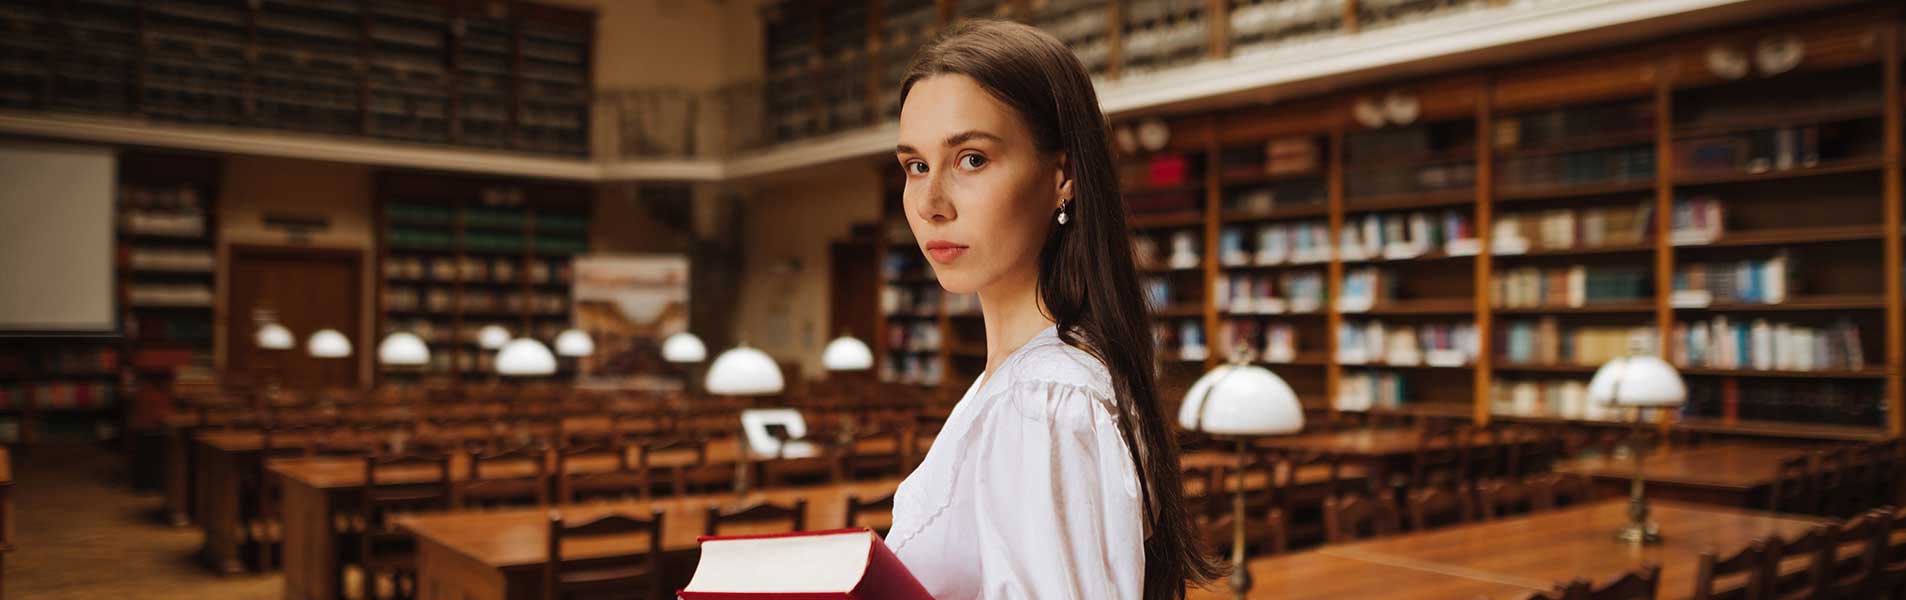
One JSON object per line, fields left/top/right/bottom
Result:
{"left": 113, "top": 151, "right": 223, "bottom": 434}
{"left": 374, "top": 172, "right": 589, "bottom": 382}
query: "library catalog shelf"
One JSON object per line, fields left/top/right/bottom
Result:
{"left": 1672, "top": 158, "right": 1889, "bottom": 187}
{"left": 1494, "top": 180, "right": 1656, "bottom": 203}
{"left": 1672, "top": 294, "right": 1887, "bottom": 312}
{"left": 1677, "top": 367, "right": 1887, "bottom": 380}
{"left": 1341, "top": 189, "right": 1476, "bottom": 213}
{"left": 1671, "top": 225, "right": 1885, "bottom": 249}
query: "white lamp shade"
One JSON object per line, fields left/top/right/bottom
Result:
{"left": 477, "top": 325, "right": 512, "bottom": 351}
{"left": 255, "top": 323, "right": 295, "bottom": 350}
{"left": 821, "top": 335, "right": 874, "bottom": 371}
{"left": 662, "top": 332, "right": 708, "bottom": 363}
{"left": 377, "top": 332, "right": 431, "bottom": 366}
{"left": 740, "top": 408, "right": 819, "bottom": 459}
{"left": 554, "top": 328, "right": 595, "bottom": 357}
{"left": 495, "top": 338, "right": 557, "bottom": 376}
{"left": 704, "top": 345, "right": 784, "bottom": 396}
{"left": 307, "top": 329, "right": 353, "bottom": 358}
{"left": 1178, "top": 364, "right": 1305, "bottom": 436}
{"left": 1587, "top": 355, "right": 1687, "bottom": 407}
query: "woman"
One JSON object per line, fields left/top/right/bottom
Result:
{"left": 885, "top": 20, "right": 1222, "bottom": 600}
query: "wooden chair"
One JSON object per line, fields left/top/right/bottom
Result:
{"left": 1477, "top": 476, "right": 1541, "bottom": 520}
{"left": 837, "top": 428, "right": 905, "bottom": 481}
{"left": 1692, "top": 539, "right": 1773, "bottom": 600}
{"left": 1181, "top": 465, "right": 1220, "bottom": 520}
{"left": 844, "top": 493, "right": 895, "bottom": 537}
{"left": 1277, "top": 451, "right": 1346, "bottom": 545}
{"left": 247, "top": 424, "right": 316, "bottom": 570}
{"left": 1768, "top": 454, "right": 1816, "bottom": 514}
{"left": 1194, "top": 503, "right": 1290, "bottom": 557}
{"left": 1766, "top": 524, "right": 1834, "bottom": 600}
{"left": 456, "top": 444, "right": 551, "bottom": 509}
{"left": 558, "top": 441, "right": 646, "bottom": 503}
{"left": 1405, "top": 485, "right": 1475, "bottom": 532}
{"left": 638, "top": 438, "right": 708, "bottom": 498}
{"left": 1528, "top": 472, "right": 1596, "bottom": 511}
{"left": 544, "top": 510, "right": 665, "bottom": 600}
{"left": 1544, "top": 563, "right": 1661, "bottom": 600}
{"left": 1323, "top": 493, "right": 1399, "bottom": 544}
{"left": 703, "top": 499, "right": 808, "bottom": 537}
{"left": 1874, "top": 505, "right": 1906, "bottom": 598}
{"left": 358, "top": 452, "right": 453, "bottom": 600}
{"left": 1409, "top": 427, "right": 1464, "bottom": 490}
{"left": 1462, "top": 425, "right": 1505, "bottom": 483}
{"left": 1817, "top": 509, "right": 1888, "bottom": 599}
{"left": 1815, "top": 447, "right": 1856, "bottom": 517}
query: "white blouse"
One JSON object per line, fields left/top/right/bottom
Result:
{"left": 888, "top": 325, "right": 1145, "bottom": 600}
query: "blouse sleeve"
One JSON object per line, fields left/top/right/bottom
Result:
{"left": 966, "top": 379, "right": 1145, "bottom": 600}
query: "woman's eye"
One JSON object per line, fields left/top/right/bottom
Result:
{"left": 905, "top": 161, "right": 928, "bottom": 175}
{"left": 959, "top": 154, "right": 987, "bottom": 170}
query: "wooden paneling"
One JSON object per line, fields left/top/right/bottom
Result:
{"left": 225, "top": 245, "right": 363, "bottom": 390}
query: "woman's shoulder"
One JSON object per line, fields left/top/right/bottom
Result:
{"left": 986, "top": 328, "right": 1117, "bottom": 426}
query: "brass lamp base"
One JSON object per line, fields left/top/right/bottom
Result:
{"left": 1614, "top": 520, "right": 1661, "bottom": 545}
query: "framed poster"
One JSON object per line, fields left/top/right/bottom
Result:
{"left": 572, "top": 254, "right": 689, "bottom": 382}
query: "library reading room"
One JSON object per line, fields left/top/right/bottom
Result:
{"left": 4, "top": 0, "right": 1906, "bottom": 599}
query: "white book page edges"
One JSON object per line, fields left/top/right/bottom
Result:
{"left": 684, "top": 530, "right": 874, "bottom": 593}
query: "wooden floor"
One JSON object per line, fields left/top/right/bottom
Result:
{"left": 7, "top": 441, "right": 280, "bottom": 600}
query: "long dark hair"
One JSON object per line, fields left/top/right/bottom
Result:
{"left": 901, "top": 20, "right": 1222, "bottom": 599}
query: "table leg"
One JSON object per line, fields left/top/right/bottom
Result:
{"left": 197, "top": 445, "right": 246, "bottom": 574}
{"left": 282, "top": 479, "right": 340, "bottom": 600}
{"left": 164, "top": 428, "right": 192, "bottom": 526}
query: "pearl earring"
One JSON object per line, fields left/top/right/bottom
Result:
{"left": 1057, "top": 199, "right": 1070, "bottom": 225}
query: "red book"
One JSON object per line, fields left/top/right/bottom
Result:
{"left": 679, "top": 528, "right": 931, "bottom": 600}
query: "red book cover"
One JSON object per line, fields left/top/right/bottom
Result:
{"left": 1720, "top": 378, "right": 1739, "bottom": 424}
{"left": 679, "top": 528, "right": 931, "bottom": 600}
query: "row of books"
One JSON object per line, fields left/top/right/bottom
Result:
{"left": 1335, "top": 267, "right": 1398, "bottom": 313}
{"left": 1670, "top": 317, "right": 1864, "bottom": 372}
{"left": 1492, "top": 202, "right": 1651, "bottom": 254}
{"left": 946, "top": 293, "right": 980, "bottom": 316}
{"left": 1338, "top": 209, "right": 1478, "bottom": 261}
{"left": 0, "top": 347, "right": 118, "bottom": 376}
{"left": 1336, "top": 320, "right": 1479, "bottom": 367}
{"left": 1489, "top": 378, "right": 1623, "bottom": 422}
{"left": 0, "top": 383, "right": 116, "bottom": 410}
{"left": 127, "top": 284, "right": 214, "bottom": 308}
{"left": 1219, "top": 220, "right": 1331, "bottom": 266}
{"left": 1667, "top": 196, "right": 1725, "bottom": 245}
{"left": 1225, "top": 185, "right": 1327, "bottom": 216}
{"left": 383, "top": 288, "right": 568, "bottom": 314}
{"left": 1495, "top": 102, "right": 1654, "bottom": 150}
{"left": 120, "top": 185, "right": 205, "bottom": 211}
{"left": 1681, "top": 378, "right": 1883, "bottom": 427}
{"left": 880, "top": 353, "right": 945, "bottom": 386}
{"left": 383, "top": 255, "right": 571, "bottom": 284}
{"left": 1344, "top": 161, "right": 1477, "bottom": 199}
{"left": 881, "top": 284, "right": 942, "bottom": 316}
{"left": 1153, "top": 320, "right": 1209, "bottom": 362}
{"left": 1675, "top": 124, "right": 1847, "bottom": 177}
{"left": 1491, "top": 265, "right": 1650, "bottom": 309}
{"left": 1669, "top": 253, "right": 1790, "bottom": 307}
{"left": 121, "top": 211, "right": 207, "bottom": 238}
{"left": 880, "top": 248, "right": 933, "bottom": 281}
{"left": 128, "top": 314, "right": 213, "bottom": 343}
{"left": 1497, "top": 320, "right": 1655, "bottom": 367}
{"left": 1214, "top": 321, "right": 1300, "bottom": 364}
{"left": 1144, "top": 276, "right": 1197, "bottom": 312}
{"left": 1335, "top": 370, "right": 1408, "bottom": 412}
{"left": 1497, "top": 146, "right": 1654, "bottom": 190}
{"left": 885, "top": 322, "right": 942, "bottom": 354}
{"left": 1136, "top": 231, "right": 1203, "bottom": 270}
{"left": 1218, "top": 136, "right": 1322, "bottom": 179}
{"left": 1215, "top": 271, "right": 1325, "bottom": 315}
{"left": 126, "top": 248, "right": 215, "bottom": 272}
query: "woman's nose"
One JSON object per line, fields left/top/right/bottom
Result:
{"left": 916, "top": 174, "right": 954, "bottom": 223}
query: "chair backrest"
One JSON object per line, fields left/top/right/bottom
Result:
{"left": 1410, "top": 428, "right": 1464, "bottom": 489}
{"left": 639, "top": 437, "right": 706, "bottom": 470}
{"left": 555, "top": 440, "right": 638, "bottom": 503}
{"left": 1462, "top": 426, "right": 1504, "bottom": 482}
{"left": 1766, "top": 523, "right": 1834, "bottom": 599}
{"left": 544, "top": 510, "right": 664, "bottom": 600}
{"left": 1405, "top": 485, "right": 1475, "bottom": 531}
{"left": 704, "top": 499, "right": 808, "bottom": 537}
{"left": 457, "top": 444, "right": 551, "bottom": 508}
{"left": 1692, "top": 539, "right": 1771, "bottom": 600}
{"left": 1815, "top": 447, "right": 1855, "bottom": 516}
{"left": 1528, "top": 472, "right": 1596, "bottom": 511}
{"left": 1182, "top": 465, "right": 1220, "bottom": 520}
{"left": 1477, "top": 476, "right": 1538, "bottom": 520}
{"left": 1323, "top": 493, "right": 1399, "bottom": 543}
{"left": 1584, "top": 563, "right": 1662, "bottom": 600}
{"left": 844, "top": 493, "right": 895, "bottom": 531}
{"left": 1768, "top": 453, "right": 1815, "bottom": 514}
{"left": 1819, "top": 508, "right": 1888, "bottom": 598}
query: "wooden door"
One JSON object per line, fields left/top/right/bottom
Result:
{"left": 829, "top": 239, "right": 879, "bottom": 350}
{"left": 226, "top": 245, "right": 362, "bottom": 390}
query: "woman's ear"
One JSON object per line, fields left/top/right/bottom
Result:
{"left": 1053, "top": 152, "right": 1073, "bottom": 209}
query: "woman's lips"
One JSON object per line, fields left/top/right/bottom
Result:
{"left": 924, "top": 241, "right": 968, "bottom": 263}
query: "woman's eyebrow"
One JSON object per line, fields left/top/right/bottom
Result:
{"left": 895, "top": 130, "right": 1004, "bottom": 156}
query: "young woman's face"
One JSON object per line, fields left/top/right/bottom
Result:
{"left": 896, "top": 74, "right": 1066, "bottom": 296}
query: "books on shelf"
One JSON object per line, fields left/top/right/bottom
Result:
{"left": 1136, "top": 231, "right": 1202, "bottom": 269}
{"left": 1154, "top": 320, "right": 1208, "bottom": 362}
{"left": 1336, "top": 370, "right": 1406, "bottom": 412}
{"left": 1215, "top": 271, "right": 1323, "bottom": 315}
{"left": 880, "top": 284, "right": 941, "bottom": 316}
{"left": 1668, "top": 252, "right": 1789, "bottom": 307}
{"left": 127, "top": 284, "right": 214, "bottom": 307}
{"left": 1216, "top": 320, "right": 1298, "bottom": 364}
{"left": 945, "top": 292, "right": 979, "bottom": 316}
{"left": 1491, "top": 202, "right": 1651, "bottom": 254}
{"left": 879, "top": 352, "right": 943, "bottom": 386}
{"left": 1670, "top": 316, "right": 1863, "bottom": 372}
{"left": 1338, "top": 210, "right": 1475, "bottom": 261}
{"left": 1491, "top": 265, "right": 1649, "bottom": 309}
{"left": 1334, "top": 267, "right": 1396, "bottom": 313}
{"left": 1497, "top": 146, "right": 1654, "bottom": 190}
{"left": 1497, "top": 319, "right": 1654, "bottom": 367}
{"left": 126, "top": 248, "right": 214, "bottom": 272}
{"left": 884, "top": 321, "right": 942, "bottom": 354}
{"left": 1221, "top": 220, "right": 1330, "bottom": 266}
{"left": 1681, "top": 378, "right": 1883, "bottom": 427}
{"left": 1489, "top": 378, "right": 1620, "bottom": 422}
{"left": 1676, "top": 125, "right": 1832, "bottom": 176}
{"left": 1667, "top": 195, "right": 1725, "bottom": 245}
{"left": 1336, "top": 320, "right": 1478, "bottom": 367}
{"left": 1495, "top": 101, "right": 1654, "bottom": 151}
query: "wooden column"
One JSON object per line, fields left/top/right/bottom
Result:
{"left": 1473, "top": 83, "right": 1494, "bottom": 426}
{"left": 1325, "top": 126, "right": 1346, "bottom": 418}
{"left": 1882, "top": 23, "right": 1903, "bottom": 437}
